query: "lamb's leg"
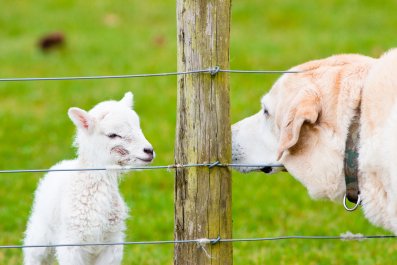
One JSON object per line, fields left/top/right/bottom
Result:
{"left": 94, "top": 245, "right": 123, "bottom": 265}
{"left": 94, "top": 232, "right": 124, "bottom": 265}
{"left": 23, "top": 248, "right": 54, "bottom": 265}
{"left": 23, "top": 219, "right": 55, "bottom": 265}
{"left": 56, "top": 246, "right": 87, "bottom": 265}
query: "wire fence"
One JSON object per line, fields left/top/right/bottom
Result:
{"left": 0, "top": 161, "right": 395, "bottom": 250}
{"left": 2, "top": 234, "right": 396, "bottom": 249}
{"left": 1, "top": 65, "right": 394, "bottom": 253}
{"left": 0, "top": 67, "right": 302, "bottom": 82}
{"left": 0, "top": 162, "right": 285, "bottom": 174}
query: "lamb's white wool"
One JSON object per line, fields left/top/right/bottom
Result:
{"left": 23, "top": 92, "right": 154, "bottom": 265}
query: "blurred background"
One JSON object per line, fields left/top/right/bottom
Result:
{"left": 1, "top": 0, "right": 397, "bottom": 264}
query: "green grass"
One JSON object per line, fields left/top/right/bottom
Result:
{"left": 1, "top": 0, "right": 397, "bottom": 264}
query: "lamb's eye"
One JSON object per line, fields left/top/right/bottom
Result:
{"left": 107, "top": 133, "right": 121, "bottom": 139}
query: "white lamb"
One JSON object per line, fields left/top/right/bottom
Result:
{"left": 23, "top": 92, "right": 154, "bottom": 265}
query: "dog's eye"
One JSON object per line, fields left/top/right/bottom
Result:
{"left": 263, "top": 108, "right": 270, "bottom": 117}
{"left": 107, "top": 133, "right": 121, "bottom": 139}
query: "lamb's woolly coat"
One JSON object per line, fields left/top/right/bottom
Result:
{"left": 232, "top": 49, "right": 397, "bottom": 234}
{"left": 24, "top": 92, "right": 154, "bottom": 265}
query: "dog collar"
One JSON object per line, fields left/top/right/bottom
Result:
{"left": 343, "top": 106, "right": 361, "bottom": 210}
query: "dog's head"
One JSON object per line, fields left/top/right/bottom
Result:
{"left": 232, "top": 54, "right": 374, "bottom": 200}
{"left": 232, "top": 74, "right": 320, "bottom": 174}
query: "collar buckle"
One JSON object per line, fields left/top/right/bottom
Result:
{"left": 343, "top": 107, "right": 361, "bottom": 211}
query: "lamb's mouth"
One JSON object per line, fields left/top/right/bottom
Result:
{"left": 137, "top": 157, "right": 153, "bottom": 163}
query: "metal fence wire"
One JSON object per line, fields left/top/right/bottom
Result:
{"left": 0, "top": 67, "right": 395, "bottom": 251}
{"left": 0, "top": 67, "right": 301, "bottom": 82}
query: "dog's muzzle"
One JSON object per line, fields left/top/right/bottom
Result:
{"left": 260, "top": 165, "right": 287, "bottom": 174}
{"left": 260, "top": 167, "right": 273, "bottom": 174}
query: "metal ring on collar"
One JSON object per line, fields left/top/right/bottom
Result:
{"left": 343, "top": 194, "right": 361, "bottom": 211}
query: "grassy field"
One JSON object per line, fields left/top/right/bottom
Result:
{"left": 1, "top": 0, "right": 397, "bottom": 264}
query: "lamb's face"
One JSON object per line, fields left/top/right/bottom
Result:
{"left": 68, "top": 92, "right": 154, "bottom": 167}
{"left": 95, "top": 107, "right": 154, "bottom": 166}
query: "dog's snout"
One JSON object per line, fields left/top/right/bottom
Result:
{"left": 260, "top": 166, "right": 273, "bottom": 174}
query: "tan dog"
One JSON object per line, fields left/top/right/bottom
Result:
{"left": 232, "top": 49, "right": 397, "bottom": 233}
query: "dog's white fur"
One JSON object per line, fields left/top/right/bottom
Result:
{"left": 23, "top": 92, "right": 154, "bottom": 265}
{"left": 232, "top": 49, "right": 397, "bottom": 234}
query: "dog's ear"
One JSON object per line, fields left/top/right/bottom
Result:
{"left": 277, "top": 90, "right": 321, "bottom": 160}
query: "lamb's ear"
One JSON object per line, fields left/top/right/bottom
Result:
{"left": 277, "top": 91, "right": 321, "bottom": 160}
{"left": 120, "top": 92, "right": 134, "bottom": 109}
{"left": 68, "top": 107, "right": 94, "bottom": 133}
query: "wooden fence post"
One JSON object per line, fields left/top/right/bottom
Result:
{"left": 175, "top": 0, "right": 232, "bottom": 265}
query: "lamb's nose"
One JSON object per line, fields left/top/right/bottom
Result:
{"left": 144, "top": 147, "right": 154, "bottom": 157}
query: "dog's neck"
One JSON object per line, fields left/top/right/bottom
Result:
{"left": 343, "top": 105, "right": 361, "bottom": 204}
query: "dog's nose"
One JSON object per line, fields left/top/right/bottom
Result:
{"left": 260, "top": 166, "right": 273, "bottom": 174}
